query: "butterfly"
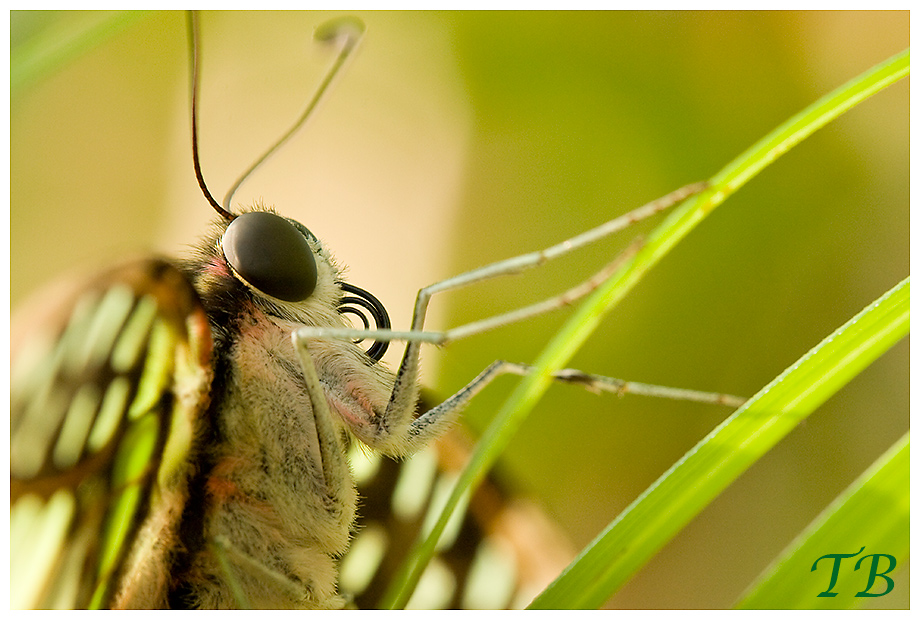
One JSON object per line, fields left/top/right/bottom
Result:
{"left": 11, "top": 12, "right": 745, "bottom": 609}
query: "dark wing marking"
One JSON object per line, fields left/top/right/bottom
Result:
{"left": 11, "top": 259, "right": 213, "bottom": 609}
{"left": 343, "top": 421, "right": 575, "bottom": 609}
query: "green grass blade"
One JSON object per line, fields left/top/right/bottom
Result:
{"left": 709, "top": 48, "right": 909, "bottom": 195}
{"left": 736, "top": 432, "right": 909, "bottom": 609}
{"left": 380, "top": 48, "right": 909, "bottom": 611}
{"left": 11, "top": 11, "right": 149, "bottom": 95}
{"left": 529, "top": 277, "right": 909, "bottom": 609}
{"left": 379, "top": 48, "right": 909, "bottom": 610}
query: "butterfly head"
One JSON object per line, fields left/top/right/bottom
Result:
{"left": 186, "top": 11, "right": 388, "bottom": 363}
{"left": 193, "top": 204, "right": 337, "bottom": 314}
{"left": 189, "top": 203, "right": 390, "bottom": 363}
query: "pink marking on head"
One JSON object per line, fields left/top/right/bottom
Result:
{"left": 205, "top": 257, "right": 230, "bottom": 278}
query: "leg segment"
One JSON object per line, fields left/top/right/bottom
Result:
{"left": 408, "top": 360, "right": 746, "bottom": 445}
{"left": 292, "top": 336, "right": 354, "bottom": 502}
{"left": 295, "top": 183, "right": 716, "bottom": 450}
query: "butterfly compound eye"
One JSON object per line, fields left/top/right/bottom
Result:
{"left": 222, "top": 211, "right": 318, "bottom": 302}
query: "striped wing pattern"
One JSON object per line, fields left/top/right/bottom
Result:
{"left": 10, "top": 259, "right": 213, "bottom": 609}
{"left": 11, "top": 259, "right": 570, "bottom": 609}
{"left": 343, "top": 428, "right": 575, "bottom": 609}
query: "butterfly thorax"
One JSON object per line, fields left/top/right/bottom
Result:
{"left": 168, "top": 209, "right": 402, "bottom": 608}
{"left": 171, "top": 308, "right": 350, "bottom": 608}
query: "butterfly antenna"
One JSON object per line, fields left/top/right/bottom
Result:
{"left": 189, "top": 11, "right": 236, "bottom": 221}
{"left": 222, "top": 16, "right": 366, "bottom": 212}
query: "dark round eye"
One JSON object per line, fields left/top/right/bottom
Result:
{"left": 221, "top": 211, "right": 318, "bottom": 302}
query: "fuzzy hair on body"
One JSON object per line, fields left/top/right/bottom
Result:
{"left": 162, "top": 204, "right": 428, "bottom": 609}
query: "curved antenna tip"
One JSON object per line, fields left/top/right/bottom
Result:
{"left": 314, "top": 16, "right": 366, "bottom": 46}
{"left": 221, "top": 15, "right": 367, "bottom": 210}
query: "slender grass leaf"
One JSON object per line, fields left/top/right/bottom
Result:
{"left": 529, "top": 277, "right": 909, "bottom": 609}
{"left": 381, "top": 47, "right": 909, "bottom": 610}
{"left": 736, "top": 432, "right": 909, "bottom": 609}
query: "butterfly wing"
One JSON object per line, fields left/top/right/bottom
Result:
{"left": 344, "top": 424, "right": 576, "bottom": 609}
{"left": 11, "top": 259, "right": 213, "bottom": 609}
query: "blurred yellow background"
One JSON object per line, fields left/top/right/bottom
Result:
{"left": 11, "top": 11, "right": 908, "bottom": 609}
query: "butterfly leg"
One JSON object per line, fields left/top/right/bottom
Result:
{"left": 408, "top": 360, "right": 746, "bottom": 445}
{"left": 292, "top": 216, "right": 645, "bottom": 455}
{"left": 201, "top": 335, "right": 358, "bottom": 608}
{"left": 295, "top": 183, "right": 739, "bottom": 454}
{"left": 293, "top": 337, "right": 356, "bottom": 495}
{"left": 210, "top": 535, "right": 309, "bottom": 609}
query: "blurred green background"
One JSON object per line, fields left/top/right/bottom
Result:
{"left": 11, "top": 11, "right": 908, "bottom": 609}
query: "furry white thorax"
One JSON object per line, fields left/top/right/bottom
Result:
{"left": 182, "top": 206, "right": 411, "bottom": 608}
